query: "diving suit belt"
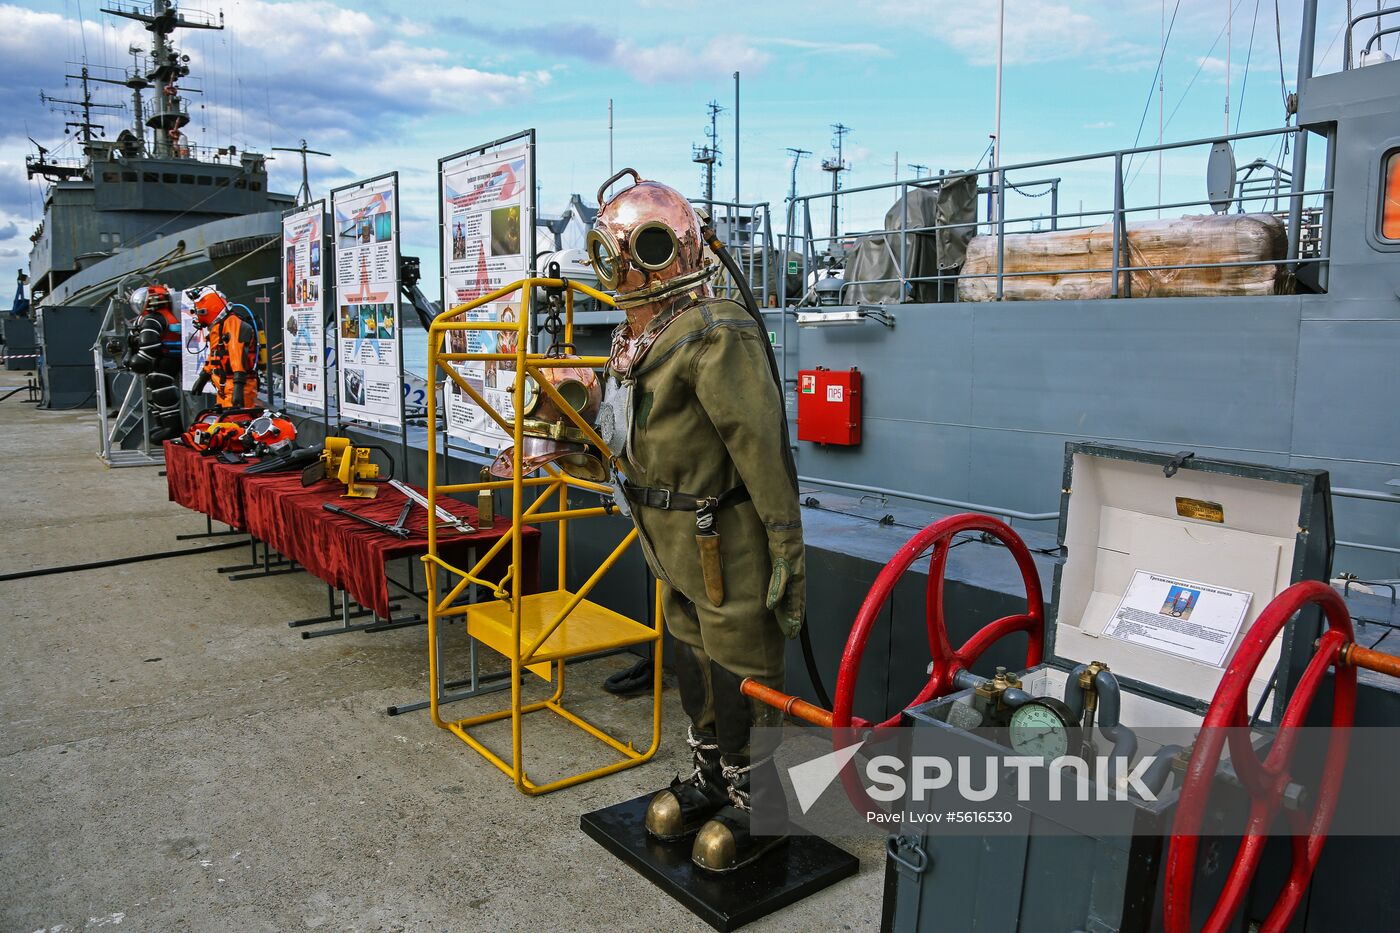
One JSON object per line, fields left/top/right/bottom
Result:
{"left": 622, "top": 481, "right": 750, "bottom": 513}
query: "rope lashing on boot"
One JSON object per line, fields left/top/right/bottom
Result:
{"left": 722, "top": 756, "right": 772, "bottom": 810}
{"left": 686, "top": 726, "right": 721, "bottom": 788}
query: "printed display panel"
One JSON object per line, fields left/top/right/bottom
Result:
{"left": 439, "top": 142, "right": 532, "bottom": 448}
{"left": 281, "top": 202, "right": 327, "bottom": 410}
{"left": 332, "top": 175, "right": 402, "bottom": 427}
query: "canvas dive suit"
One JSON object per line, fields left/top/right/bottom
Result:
{"left": 602, "top": 293, "right": 805, "bottom": 866}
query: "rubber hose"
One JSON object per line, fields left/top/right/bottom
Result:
{"left": 1138, "top": 744, "right": 1185, "bottom": 796}
{"left": 707, "top": 227, "right": 830, "bottom": 708}
{"left": 1093, "top": 670, "right": 1138, "bottom": 783}
{"left": 0, "top": 538, "right": 249, "bottom": 583}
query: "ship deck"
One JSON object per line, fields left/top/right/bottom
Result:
{"left": 0, "top": 374, "right": 881, "bottom": 931}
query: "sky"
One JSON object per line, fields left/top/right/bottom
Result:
{"left": 1, "top": 0, "right": 1386, "bottom": 293}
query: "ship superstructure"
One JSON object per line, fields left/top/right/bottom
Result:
{"left": 25, "top": 0, "right": 293, "bottom": 306}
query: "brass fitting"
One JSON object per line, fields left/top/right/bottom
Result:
{"left": 1078, "top": 660, "right": 1109, "bottom": 713}
{"left": 975, "top": 666, "right": 1023, "bottom": 703}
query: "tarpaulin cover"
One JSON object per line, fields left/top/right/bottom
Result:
{"left": 957, "top": 212, "right": 1288, "bottom": 301}
{"left": 844, "top": 174, "right": 979, "bottom": 304}
{"left": 164, "top": 441, "right": 539, "bottom": 618}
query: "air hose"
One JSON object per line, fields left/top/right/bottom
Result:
{"left": 702, "top": 220, "right": 832, "bottom": 710}
{"left": 0, "top": 538, "right": 249, "bottom": 583}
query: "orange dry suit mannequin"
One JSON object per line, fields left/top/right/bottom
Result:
{"left": 120, "top": 284, "right": 185, "bottom": 440}
{"left": 189, "top": 288, "right": 259, "bottom": 409}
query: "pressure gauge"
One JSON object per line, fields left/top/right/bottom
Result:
{"left": 1007, "top": 698, "right": 1078, "bottom": 760}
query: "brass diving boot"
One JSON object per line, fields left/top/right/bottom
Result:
{"left": 644, "top": 727, "right": 729, "bottom": 841}
{"left": 691, "top": 755, "right": 788, "bottom": 873}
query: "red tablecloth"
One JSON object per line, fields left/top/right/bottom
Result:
{"left": 277, "top": 491, "right": 538, "bottom": 619}
{"left": 165, "top": 442, "right": 220, "bottom": 516}
{"left": 164, "top": 441, "right": 539, "bottom": 618}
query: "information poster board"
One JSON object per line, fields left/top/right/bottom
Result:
{"left": 439, "top": 134, "right": 534, "bottom": 449}
{"left": 331, "top": 173, "right": 402, "bottom": 428}
{"left": 281, "top": 202, "right": 327, "bottom": 411}
{"left": 179, "top": 288, "right": 211, "bottom": 393}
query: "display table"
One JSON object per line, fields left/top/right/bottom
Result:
{"left": 163, "top": 441, "right": 539, "bottom": 619}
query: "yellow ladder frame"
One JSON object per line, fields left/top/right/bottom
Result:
{"left": 423, "top": 277, "right": 663, "bottom": 795}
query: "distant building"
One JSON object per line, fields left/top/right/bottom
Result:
{"left": 535, "top": 194, "right": 599, "bottom": 253}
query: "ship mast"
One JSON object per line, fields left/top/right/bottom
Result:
{"left": 39, "top": 67, "right": 122, "bottom": 149}
{"left": 84, "top": 46, "right": 155, "bottom": 156}
{"left": 102, "top": 0, "right": 222, "bottom": 159}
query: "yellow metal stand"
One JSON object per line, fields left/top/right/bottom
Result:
{"left": 423, "top": 278, "right": 663, "bottom": 795}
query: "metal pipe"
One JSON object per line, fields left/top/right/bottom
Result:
{"left": 733, "top": 71, "right": 740, "bottom": 206}
{"left": 1287, "top": 0, "right": 1319, "bottom": 264}
{"left": 1318, "top": 124, "right": 1337, "bottom": 291}
{"left": 996, "top": 168, "right": 1006, "bottom": 300}
{"left": 1341, "top": 641, "right": 1400, "bottom": 679}
{"left": 797, "top": 474, "right": 1058, "bottom": 522}
{"left": 741, "top": 677, "right": 834, "bottom": 728}
{"left": 1111, "top": 152, "right": 1124, "bottom": 298}
{"left": 791, "top": 125, "right": 1303, "bottom": 204}
{"left": 1338, "top": 540, "right": 1400, "bottom": 556}
{"left": 1333, "top": 486, "right": 1400, "bottom": 504}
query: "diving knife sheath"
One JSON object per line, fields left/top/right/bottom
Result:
{"left": 696, "top": 532, "right": 725, "bottom": 606}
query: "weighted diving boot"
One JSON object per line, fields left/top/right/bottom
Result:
{"left": 644, "top": 726, "right": 730, "bottom": 840}
{"left": 691, "top": 661, "right": 789, "bottom": 873}
{"left": 645, "top": 639, "right": 729, "bottom": 840}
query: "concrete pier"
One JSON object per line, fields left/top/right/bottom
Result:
{"left": 0, "top": 379, "right": 881, "bottom": 932}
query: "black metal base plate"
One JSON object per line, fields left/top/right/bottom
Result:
{"left": 580, "top": 792, "right": 859, "bottom": 932}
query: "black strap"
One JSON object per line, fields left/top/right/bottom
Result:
{"left": 622, "top": 481, "right": 750, "bottom": 513}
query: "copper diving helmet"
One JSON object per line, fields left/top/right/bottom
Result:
{"left": 488, "top": 356, "right": 607, "bottom": 483}
{"left": 585, "top": 169, "right": 716, "bottom": 310}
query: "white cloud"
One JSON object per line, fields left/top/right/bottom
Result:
{"left": 865, "top": 0, "right": 1099, "bottom": 64}
{"left": 622, "top": 36, "right": 769, "bottom": 82}
{"left": 1083, "top": 120, "right": 1116, "bottom": 129}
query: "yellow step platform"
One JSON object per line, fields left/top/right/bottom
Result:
{"left": 467, "top": 589, "right": 658, "bottom": 678}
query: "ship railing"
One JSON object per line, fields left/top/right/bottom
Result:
{"left": 1344, "top": 5, "right": 1400, "bottom": 69}
{"left": 687, "top": 197, "right": 775, "bottom": 308}
{"left": 783, "top": 124, "right": 1332, "bottom": 307}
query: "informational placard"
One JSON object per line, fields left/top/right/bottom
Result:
{"left": 179, "top": 288, "right": 212, "bottom": 393}
{"left": 281, "top": 201, "right": 327, "bottom": 411}
{"left": 331, "top": 174, "right": 402, "bottom": 427}
{"left": 1103, "top": 570, "right": 1253, "bottom": 667}
{"left": 439, "top": 135, "right": 534, "bottom": 449}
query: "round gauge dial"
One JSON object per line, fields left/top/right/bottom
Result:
{"left": 1007, "top": 698, "right": 1078, "bottom": 760}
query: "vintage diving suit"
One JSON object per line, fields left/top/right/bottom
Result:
{"left": 588, "top": 170, "right": 805, "bottom": 873}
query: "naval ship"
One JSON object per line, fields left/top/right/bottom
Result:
{"left": 21, "top": 0, "right": 293, "bottom": 371}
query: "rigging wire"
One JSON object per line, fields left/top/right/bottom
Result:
{"left": 1126, "top": 0, "right": 1251, "bottom": 194}
{"left": 1124, "top": 0, "right": 1183, "bottom": 180}
{"left": 1273, "top": 0, "right": 1290, "bottom": 114}
{"left": 1235, "top": 0, "right": 1262, "bottom": 134}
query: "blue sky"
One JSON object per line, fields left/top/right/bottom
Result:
{"left": 2, "top": 1, "right": 1383, "bottom": 290}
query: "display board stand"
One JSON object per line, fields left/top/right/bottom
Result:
{"left": 329, "top": 173, "right": 408, "bottom": 478}
{"left": 436, "top": 129, "right": 537, "bottom": 492}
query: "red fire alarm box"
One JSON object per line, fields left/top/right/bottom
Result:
{"left": 796, "top": 367, "right": 862, "bottom": 446}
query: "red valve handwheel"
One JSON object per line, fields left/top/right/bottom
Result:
{"left": 832, "top": 513, "right": 1046, "bottom": 732}
{"left": 1163, "top": 580, "right": 1357, "bottom": 933}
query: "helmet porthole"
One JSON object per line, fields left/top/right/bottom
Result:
{"left": 630, "top": 222, "right": 678, "bottom": 272}
{"left": 586, "top": 229, "right": 621, "bottom": 289}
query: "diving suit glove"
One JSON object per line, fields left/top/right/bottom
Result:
{"left": 764, "top": 528, "right": 805, "bottom": 638}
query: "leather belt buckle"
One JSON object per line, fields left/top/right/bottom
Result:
{"left": 656, "top": 488, "right": 671, "bottom": 510}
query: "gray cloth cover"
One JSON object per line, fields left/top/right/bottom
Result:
{"left": 844, "top": 175, "right": 978, "bottom": 304}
